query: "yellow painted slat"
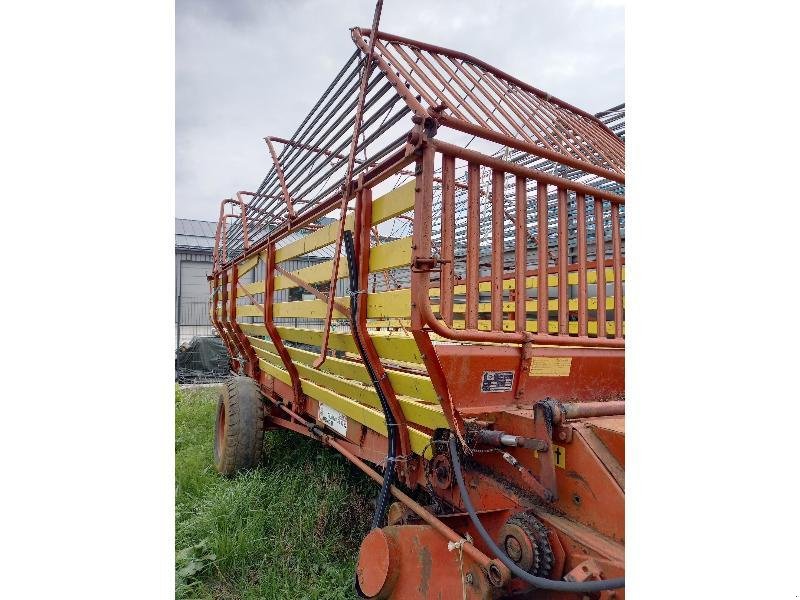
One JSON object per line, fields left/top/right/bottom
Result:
{"left": 275, "top": 214, "right": 355, "bottom": 263}
{"left": 271, "top": 288, "right": 411, "bottom": 320}
{"left": 236, "top": 304, "right": 264, "bottom": 318}
{"left": 273, "top": 181, "right": 415, "bottom": 264}
{"left": 362, "top": 319, "right": 625, "bottom": 336}
{"left": 257, "top": 357, "right": 293, "bottom": 386}
{"left": 237, "top": 254, "right": 261, "bottom": 278}
{"left": 273, "top": 258, "right": 349, "bottom": 292}
{"left": 240, "top": 323, "right": 424, "bottom": 364}
{"left": 272, "top": 298, "right": 348, "bottom": 319}
{"left": 255, "top": 354, "right": 431, "bottom": 456}
{"left": 369, "top": 236, "right": 412, "bottom": 271}
{"left": 269, "top": 324, "right": 424, "bottom": 364}
{"left": 370, "top": 180, "right": 416, "bottom": 223}
{"left": 446, "top": 320, "right": 624, "bottom": 335}
{"left": 251, "top": 346, "right": 446, "bottom": 430}
{"left": 300, "top": 377, "right": 432, "bottom": 456}
{"left": 238, "top": 280, "right": 264, "bottom": 297}
{"left": 272, "top": 236, "right": 412, "bottom": 292}
{"left": 430, "top": 266, "right": 625, "bottom": 296}
{"left": 246, "top": 335, "right": 437, "bottom": 403}
{"left": 430, "top": 296, "right": 622, "bottom": 314}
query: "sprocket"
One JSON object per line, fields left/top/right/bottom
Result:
{"left": 497, "top": 511, "right": 555, "bottom": 578}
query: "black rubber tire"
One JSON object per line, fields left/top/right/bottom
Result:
{"left": 213, "top": 376, "right": 266, "bottom": 476}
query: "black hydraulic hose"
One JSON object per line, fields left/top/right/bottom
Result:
{"left": 447, "top": 437, "right": 625, "bottom": 593}
{"left": 343, "top": 230, "right": 397, "bottom": 529}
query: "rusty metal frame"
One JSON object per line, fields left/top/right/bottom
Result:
{"left": 208, "top": 23, "right": 626, "bottom": 596}
{"left": 262, "top": 245, "right": 305, "bottom": 410}
{"left": 412, "top": 137, "right": 624, "bottom": 349}
{"left": 264, "top": 137, "right": 297, "bottom": 220}
{"left": 273, "top": 264, "right": 349, "bottom": 316}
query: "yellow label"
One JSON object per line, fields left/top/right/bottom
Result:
{"left": 553, "top": 444, "right": 566, "bottom": 469}
{"left": 530, "top": 357, "right": 572, "bottom": 377}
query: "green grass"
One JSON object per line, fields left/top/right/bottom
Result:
{"left": 175, "top": 385, "right": 375, "bottom": 599}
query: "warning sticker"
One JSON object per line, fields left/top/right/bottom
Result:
{"left": 553, "top": 444, "right": 566, "bottom": 469}
{"left": 481, "top": 371, "right": 514, "bottom": 393}
{"left": 530, "top": 357, "right": 572, "bottom": 377}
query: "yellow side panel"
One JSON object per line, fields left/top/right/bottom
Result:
{"left": 272, "top": 236, "right": 411, "bottom": 292}
{"left": 274, "top": 257, "right": 349, "bottom": 292}
{"left": 237, "top": 280, "right": 264, "bottom": 297}
{"left": 287, "top": 355, "right": 446, "bottom": 430}
{"left": 237, "top": 254, "right": 261, "bottom": 278}
{"left": 276, "top": 325, "right": 423, "bottom": 365}
{"left": 271, "top": 288, "right": 411, "bottom": 320}
{"left": 430, "top": 266, "right": 625, "bottom": 295}
{"left": 368, "top": 236, "right": 412, "bottom": 271}
{"left": 430, "top": 296, "right": 621, "bottom": 314}
{"left": 275, "top": 214, "right": 356, "bottom": 263}
{"left": 236, "top": 304, "right": 264, "bottom": 318}
{"left": 272, "top": 180, "right": 414, "bottom": 264}
{"left": 246, "top": 336, "right": 436, "bottom": 403}
{"left": 239, "top": 323, "right": 424, "bottom": 365}
{"left": 272, "top": 298, "right": 348, "bottom": 319}
{"left": 447, "top": 320, "right": 625, "bottom": 335}
{"left": 255, "top": 353, "right": 430, "bottom": 456}
{"left": 370, "top": 180, "right": 416, "bottom": 224}
{"left": 257, "top": 357, "right": 293, "bottom": 386}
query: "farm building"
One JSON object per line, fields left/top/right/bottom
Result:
{"left": 175, "top": 218, "right": 349, "bottom": 347}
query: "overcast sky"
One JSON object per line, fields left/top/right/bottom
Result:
{"left": 176, "top": 0, "right": 623, "bottom": 221}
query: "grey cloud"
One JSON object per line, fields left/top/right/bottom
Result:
{"left": 176, "top": 0, "right": 623, "bottom": 220}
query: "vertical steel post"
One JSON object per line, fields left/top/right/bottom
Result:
{"left": 557, "top": 187, "right": 569, "bottom": 335}
{"left": 595, "top": 199, "right": 607, "bottom": 338}
{"left": 514, "top": 175, "right": 528, "bottom": 333}
{"left": 465, "top": 163, "right": 480, "bottom": 330}
{"left": 491, "top": 169, "right": 505, "bottom": 331}
{"left": 263, "top": 246, "right": 304, "bottom": 408}
{"left": 611, "top": 203, "right": 623, "bottom": 338}
{"left": 440, "top": 155, "right": 456, "bottom": 326}
{"left": 577, "top": 193, "right": 588, "bottom": 338}
{"left": 537, "top": 182, "right": 549, "bottom": 336}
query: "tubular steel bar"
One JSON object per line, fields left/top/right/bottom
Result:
{"left": 611, "top": 202, "right": 624, "bottom": 339}
{"left": 514, "top": 175, "right": 527, "bottom": 332}
{"left": 358, "top": 29, "right": 613, "bottom": 129}
{"left": 577, "top": 193, "right": 589, "bottom": 338}
{"left": 537, "top": 181, "right": 549, "bottom": 337}
{"left": 318, "top": 3, "right": 385, "bottom": 370}
{"left": 440, "top": 155, "right": 456, "bottom": 327}
{"left": 595, "top": 199, "right": 607, "bottom": 338}
{"left": 435, "top": 113, "right": 624, "bottom": 185}
{"left": 465, "top": 162, "right": 480, "bottom": 330}
{"left": 491, "top": 170, "right": 505, "bottom": 331}
{"left": 411, "top": 143, "right": 468, "bottom": 441}
{"left": 431, "top": 140, "right": 625, "bottom": 205}
{"left": 229, "top": 263, "right": 259, "bottom": 379}
{"left": 557, "top": 187, "right": 568, "bottom": 335}
{"left": 263, "top": 245, "right": 304, "bottom": 407}
{"left": 552, "top": 401, "right": 625, "bottom": 423}
{"left": 264, "top": 137, "right": 297, "bottom": 220}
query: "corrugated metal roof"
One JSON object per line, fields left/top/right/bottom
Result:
{"left": 176, "top": 218, "right": 216, "bottom": 251}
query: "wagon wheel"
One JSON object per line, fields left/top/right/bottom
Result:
{"left": 213, "top": 376, "right": 266, "bottom": 476}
